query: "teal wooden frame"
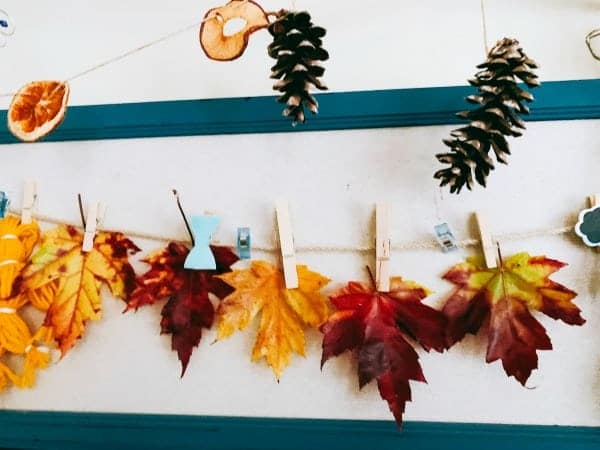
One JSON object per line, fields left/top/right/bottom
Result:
{"left": 1, "top": 79, "right": 599, "bottom": 449}
{"left": 0, "top": 410, "right": 598, "bottom": 450}
{"left": 0, "top": 79, "right": 598, "bottom": 144}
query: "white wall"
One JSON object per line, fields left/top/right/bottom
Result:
{"left": 0, "top": 0, "right": 599, "bottom": 427}
{"left": 1, "top": 0, "right": 599, "bottom": 107}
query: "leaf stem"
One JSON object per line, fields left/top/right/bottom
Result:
{"left": 172, "top": 189, "right": 195, "bottom": 246}
{"left": 77, "top": 193, "right": 86, "bottom": 228}
{"left": 365, "top": 265, "right": 376, "bottom": 290}
{"left": 496, "top": 241, "right": 504, "bottom": 266}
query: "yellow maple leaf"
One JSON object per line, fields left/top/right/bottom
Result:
{"left": 216, "top": 260, "right": 330, "bottom": 380}
{"left": 21, "top": 224, "right": 139, "bottom": 355}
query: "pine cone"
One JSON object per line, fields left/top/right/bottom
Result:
{"left": 434, "top": 38, "right": 539, "bottom": 194}
{"left": 268, "top": 11, "right": 329, "bottom": 125}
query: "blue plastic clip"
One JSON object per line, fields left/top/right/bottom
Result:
{"left": 184, "top": 215, "right": 221, "bottom": 270}
{"left": 0, "top": 192, "right": 9, "bottom": 218}
{"left": 434, "top": 223, "right": 458, "bottom": 252}
{"left": 237, "top": 227, "right": 251, "bottom": 260}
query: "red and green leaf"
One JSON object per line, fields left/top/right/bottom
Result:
{"left": 321, "top": 278, "right": 446, "bottom": 427}
{"left": 441, "top": 253, "right": 584, "bottom": 385}
{"left": 128, "top": 242, "right": 238, "bottom": 376}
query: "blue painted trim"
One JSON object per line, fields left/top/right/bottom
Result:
{"left": 0, "top": 410, "right": 598, "bottom": 450}
{"left": 1, "top": 79, "right": 599, "bottom": 144}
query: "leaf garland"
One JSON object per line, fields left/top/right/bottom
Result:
{"left": 441, "top": 253, "right": 584, "bottom": 385}
{"left": 0, "top": 208, "right": 588, "bottom": 429}
{"left": 320, "top": 277, "right": 447, "bottom": 427}
{"left": 127, "top": 242, "right": 239, "bottom": 376}
{"left": 216, "top": 260, "right": 329, "bottom": 380}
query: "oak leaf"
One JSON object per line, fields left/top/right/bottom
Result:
{"left": 216, "top": 260, "right": 329, "bottom": 380}
{"left": 441, "top": 253, "right": 584, "bottom": 385}
{"left": 128, "top": 242, "right": 238, "bottom": 376}
{"left": 21, "top": 225, "right": 140, "bottom": 355}
{"left": 321, "top": 278, "right": 446, "bottom": 427}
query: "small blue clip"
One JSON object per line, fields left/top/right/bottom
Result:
{"left": 434, "top": 223, "right": 457, "bottom": 252}
{"left": 0, "top": 192, "right": 9, "bottom": 218}
{"left": 237, "top": 227, "right": 251, "bottom": 260}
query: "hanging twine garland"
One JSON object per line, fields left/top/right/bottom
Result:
{"left": 8, "top": 207, "right": 574, "bottom": 254}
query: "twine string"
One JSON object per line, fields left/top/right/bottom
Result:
{"left": 0, "top": 18, "right": 201, "bottom": 98}
{"left": 7, "top": 207, "right": 575, "bottom": 254}
{"left": 0, "top": 0, "right": 281, "bottom": 99}
{"left": 480, "top": 0, "right": 489, "bottom": 55}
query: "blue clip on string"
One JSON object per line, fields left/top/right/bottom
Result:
{"left": 237, "top": 227, "right": 251, "bottom": 260}
{"left": 0, "top": 192, "right": 9, "bottom": 218}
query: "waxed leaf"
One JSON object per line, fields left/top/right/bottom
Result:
{"left": 441, "top": 253, "right": 584, "bottom": 385}
{"left": 321, "top": 278, "right": 446, "bottom": 428}
{"left": 128, "top": 242, "right": 238, "bottom": 377}
{"left": 21, "top": 225, "right": 140, "bottom": 355}
{"left": 216, "top": 260, "right": 329, "bottom": 380}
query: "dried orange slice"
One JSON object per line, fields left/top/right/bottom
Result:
{"left": 7, "top": 80, "right": 69, "bottom": 142}
{"left": 200, "top": 0, "right": 269, "bottom": 61}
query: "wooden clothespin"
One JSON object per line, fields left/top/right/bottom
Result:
{"left": 375, "top": 202, "right": 391, "bottom": 292}
{"left": 81, "top": 202, "right": 106, "bottom": 252}
{"left": 275, "top": 200, "right": 298, "bottom": 289}
{"left": 474, "top": 212, "right": 497, "bottom": 269}
{"left": 21, "top": 180, "right": 37, "bottom": 224}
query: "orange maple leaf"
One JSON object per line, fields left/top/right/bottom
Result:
{"left": 216, "top": 260, "right": 330, "bottom": 379}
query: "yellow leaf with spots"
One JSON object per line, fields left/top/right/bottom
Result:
{"left": 216, "top": 260, "right": 329, "bottom": 379}
{"left": 21, "top": 225, "right": 140, "bottom": 355}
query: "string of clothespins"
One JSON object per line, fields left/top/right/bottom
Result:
{"left": 3, "top": 181, "right": 580, "bottom": 258}
{"left": 8, "top": 181, "right": 600, "bottom": 292}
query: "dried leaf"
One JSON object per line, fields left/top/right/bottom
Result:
{"left": 442, "top": 253, "right": 584, "bottom": 385}
{"left": 21, "top": 225, "right": 140, "bottom": 355}
{"left": 321, "top": 278, "right": 446, "bottom": 427}
{"left": 216, "top": 260, "right": 329, "bottom": 380}
{"left": 128, "top": 242, "right": 238, "bottom": 376}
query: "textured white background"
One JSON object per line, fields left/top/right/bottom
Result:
{"left": 0, "top": 0, "right": 599, "bottom": 427}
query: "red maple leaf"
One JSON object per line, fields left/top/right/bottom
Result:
{"left": 442, "top": 253, "right": 585, "bottom": 385}
{"left": 128, "top": 242, "right": 238, "bottom": 376}
{"left": 321, "top": 278, "right": 447, "bottom": 427}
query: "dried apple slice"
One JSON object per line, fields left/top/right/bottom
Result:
{"left": 7, "top": 80, "right": 69, "bottom": 142}
{"left": 200, "top": 0, "right": 269, "bottom": 61}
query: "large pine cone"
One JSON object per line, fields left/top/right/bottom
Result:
{"left": 434, "top": 38, "right": 539, "bottom": 194}
{"left": 268, "top": 11, "right": 329, "bottom": 125}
